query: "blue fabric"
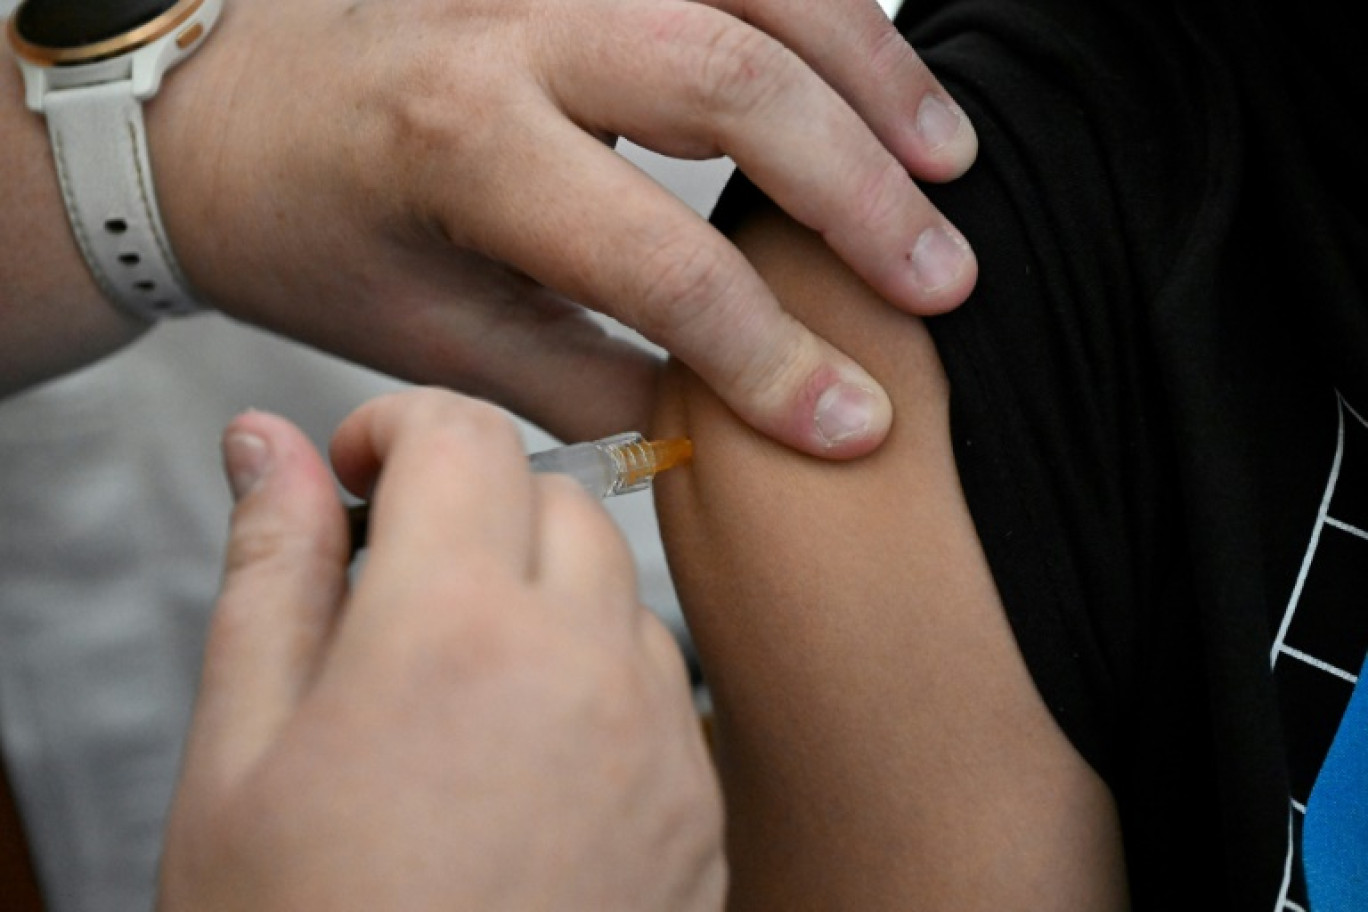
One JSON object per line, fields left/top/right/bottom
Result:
{"left": 1304, "top": 650, "right": 1368, "bottom": 911}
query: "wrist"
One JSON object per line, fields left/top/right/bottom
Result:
{"left": 7, "top": 0, "right": 224, "bottom": 327}
{"left": 141, "top": 0, "right": 245, "bottom": 311}
{"left": 0, "top": 36, "right": 147, "bottom": 395}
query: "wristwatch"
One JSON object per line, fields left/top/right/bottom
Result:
{"left": 7, "top": 0, "right": 223, "bottom": 320}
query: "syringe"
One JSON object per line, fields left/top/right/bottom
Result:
{"left": 527, "top": 432, "right": 694, "bottom": 498}
{"left": 346, "top": 431, "right": 693, "bottom": 556}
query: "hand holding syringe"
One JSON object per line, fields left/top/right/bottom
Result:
{"left": 346, "top": 432, "right": 693, "bottom": 556}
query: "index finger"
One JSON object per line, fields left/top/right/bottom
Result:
{"left": 330, "top": 390, "right": 539, "bottom": 582}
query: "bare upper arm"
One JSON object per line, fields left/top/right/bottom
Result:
{"left": 650, "top": 203, "right": 1130, "bottom": 911}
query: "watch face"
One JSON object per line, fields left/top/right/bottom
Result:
{"left": 14, "top": 0, "right": 182, "bottom": 51}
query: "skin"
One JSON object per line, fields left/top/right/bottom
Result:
{"left": 158, "top": 389, "right": 726, "bottom": 910}
{"left": 0, "top": 0, "right": 977, "bottom": 456}
{"left": 0, "top": 0, "right": 981, "bottom": 901}
{"left": 651, "top": 205, "right": 1131, "bottom": 910}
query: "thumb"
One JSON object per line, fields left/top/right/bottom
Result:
{"left": 182, "top": 410, "right": 351, "bottom": 784}
{"left": 447, "top": 124, "right": 896, "bottom": 458}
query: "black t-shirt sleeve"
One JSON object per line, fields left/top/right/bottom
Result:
{"left": 714, "top": 0, "right": 1219, "bottom": 787}
{"left": 708, "top": 1, "right": 1298, "bottom": 906}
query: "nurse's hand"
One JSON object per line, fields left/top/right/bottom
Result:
{"left": 157, "top": 389, "right": 724, "bottom": 910}
{"left": 150, "top": 0, "right": 978, "bottom": 458}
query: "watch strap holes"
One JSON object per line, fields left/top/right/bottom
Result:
{"left": 134, "top": 280, "right": 156, "bottom": 292}
{"left": 104, "top": 219, "right": 128, "bottom": 234}
{"left": 118, "top": 253, "right": 141, "bottom": 266}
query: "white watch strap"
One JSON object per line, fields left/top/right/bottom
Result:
{"left": 45, "top": 81, "right": 203, "bottom": 320}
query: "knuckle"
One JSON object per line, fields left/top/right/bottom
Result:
{"left": 394, "top": 388, "right": 522, "bottom": 457}
{"left": 362, "top": 44, "right": 517, "bottom": 231}
{"left": 864, "top": 17, "right": 921, "bottom": 88}
{"left": 209, "top": 536, "right": 333, "bottom": 655}
{"left": 384, "top": 39, "right": 500, "bottom": 137}
{"left": 727, "top": 314, "right": 821, "bottom": 409}
{"left": 540, "top": 490, "right": 642, "bottom": 613}
{"left": 686, "top": 17, "right": 793, "bottom": 119}
{"left": 543, "top": 478, "right": 631, "bottom": 558}
{"left": 628, "top": 227, "right": 739, "bottom": 344}
{"left": 221, "top": 520, "right": 318, "bottom": 583}
{"left": 841, "top": 155, "right": 914, "bottom": 238}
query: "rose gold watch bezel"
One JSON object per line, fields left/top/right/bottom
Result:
{"left": 7, "top": 0, "right": 206, "bottom": 66}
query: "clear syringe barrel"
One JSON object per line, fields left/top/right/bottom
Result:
{"left": 528, "top": 432, "right": 655, "bottom": 498}
{"left": 347, "top": 431, "right": 691, "bottom": 556}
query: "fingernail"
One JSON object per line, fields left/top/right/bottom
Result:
{"left": 916, "top": 92, "right": 965, "bottom": 152}
{"left": 814, "top": 382, "right": 883, "bottom": 447}
{"left": 223, "top": 431, "right": 271, "bottom": 501}
{"left": 910, "top": 223, "right": 971, "bottom": 294}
